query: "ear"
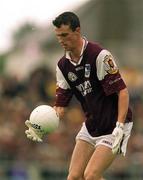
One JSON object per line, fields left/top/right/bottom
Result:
{"left": 75, "top": 27, "right": 81, "bottom": 34}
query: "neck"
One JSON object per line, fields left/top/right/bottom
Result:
{"left": 70, "top": 37, "right": 84, "bottom": 62}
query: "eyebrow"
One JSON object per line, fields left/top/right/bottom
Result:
{"left": 57, "top": 33, "right": 69, "bottom": 37}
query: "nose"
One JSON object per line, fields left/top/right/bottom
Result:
{"left": 59, "top": 39, "right": 64, "bottom": 44}
{"left": 56, "top": 36, "right": 62, "bottom": 44}
{"left": 58, "top": 38, "right": 65, "bottom": 46}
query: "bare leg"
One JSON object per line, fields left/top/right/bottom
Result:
{"left": 84, "top": 145, "right": 116, "bottom": 180}
{"left": 67, "top": 139, "right": 94, "bottom": 180}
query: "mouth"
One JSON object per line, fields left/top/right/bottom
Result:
{"left": 61, "top": 44, "right": 68, "bottom": 49}
{"left": 61, "top": 43, "right": 66, "bottom": 47}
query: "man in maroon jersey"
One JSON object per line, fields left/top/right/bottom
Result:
{"left": 25, "top": 12, "right": 133, "bottom": 180}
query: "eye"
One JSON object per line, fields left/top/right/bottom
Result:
{"left": 61, "top": 33, "right": 68, "bottom": 37}
{"left": 57, "top": 33, "right": 68, "bottom": 37}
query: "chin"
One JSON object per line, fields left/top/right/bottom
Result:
{"left": 64, "top": 47, "right": 70, "bottom": 51}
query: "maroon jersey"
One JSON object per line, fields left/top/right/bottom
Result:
{"left": 55, "top": 40, "right": 132, "bottom": 136}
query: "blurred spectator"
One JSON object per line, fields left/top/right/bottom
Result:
{"left": 0, "top": 66, "right": 143, "bottom": 179}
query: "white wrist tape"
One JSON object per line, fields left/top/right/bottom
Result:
{"left": 116, "top": 122, "right": 124, "bottom": 129}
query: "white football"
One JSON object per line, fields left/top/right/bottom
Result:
{"left": 29, "top": 105, "right": 59, "bottom": 134}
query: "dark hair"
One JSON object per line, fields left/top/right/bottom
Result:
{"left": 52, "top": 12, "right": 80, "bottom": 31}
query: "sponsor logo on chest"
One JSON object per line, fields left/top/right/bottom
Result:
{"left": 76, "top": 80, "right": 92, "bottom": 96}
{"left": 75, "top": 66, "right": 84, "bottom": 71}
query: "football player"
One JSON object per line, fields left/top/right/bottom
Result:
{"left": 25, "top": 12, "right": 133, "bottom": 180}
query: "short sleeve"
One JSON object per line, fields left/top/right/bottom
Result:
{"left": 56, "top": 65, "right": 70, "bottom": 89}
{"left": 96, "top": 50, "right": 126, "bottom": 95}
{"left": 55, "top": 65, "right": 73, "bottom": 107}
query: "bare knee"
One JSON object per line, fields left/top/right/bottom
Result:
{"left": 84, "top": 169, "right": 102, "bottom": 180}
{"left": 67, "top": 172, "right": 83, "bottom": 180}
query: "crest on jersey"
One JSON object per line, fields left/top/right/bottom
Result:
{"left": 85, "top": 64, "right": 91, "bottom": 78}
{"left": 68, "top": 72, "right": 77, "bottom": 82}
{"left": 103, "top": 55, "right": 118, "bottom": 74}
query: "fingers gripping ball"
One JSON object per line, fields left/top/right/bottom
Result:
{"left": 29, "top": 105, "right": 59, "bottom": 134}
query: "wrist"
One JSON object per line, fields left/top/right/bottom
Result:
{"left": 116, "top": 121, "right": 124, "bottom": 129}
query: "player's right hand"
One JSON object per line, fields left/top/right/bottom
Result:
{"left": 53, "top": 106, "right": 65, "bottom": 119}
{"left": 25, "top": 120, "right": 43, "bottom": 142}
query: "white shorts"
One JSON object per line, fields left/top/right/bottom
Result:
{"left": 76, "top": 122, "right": 133, "bottom": 156}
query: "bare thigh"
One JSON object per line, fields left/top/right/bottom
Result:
{"left": 84, "top": 145, "right": 116, "bottom": 179}
{"left": 68, "top": 139, "right": 95, "bottom": 178}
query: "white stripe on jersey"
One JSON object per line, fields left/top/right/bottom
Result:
{"left": 96, "top": 49, "right": 118, "bottom": 80}
{"left": 56, "top": 65, "right": 71, "bottom": 89}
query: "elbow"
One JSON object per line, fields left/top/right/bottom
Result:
{"left": 118, "top": 88, "right": 129, "bottom": 100}
{"left": 119, "top": 88, "right": 129, "bottom": 95}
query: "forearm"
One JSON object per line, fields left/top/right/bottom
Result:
{"left": 112, "top": 88, "right": 129, "bottom": 154}
{"left": 117, "top": 88, "right": 129, "bottom": 124}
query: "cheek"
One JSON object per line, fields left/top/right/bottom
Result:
{"left": 66, "top": 36, "right": 74, "bottom": 44}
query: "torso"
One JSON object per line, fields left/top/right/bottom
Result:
{"left": 57, "top": 42, "right": 132, "bottom": 136}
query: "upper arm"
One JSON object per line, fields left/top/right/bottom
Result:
{"left": 96, "top": 49, "right": 126, "bottom": 95}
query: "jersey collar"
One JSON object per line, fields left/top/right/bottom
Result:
{"left": 65, "top": 37, "right": 88, "bottom": 66}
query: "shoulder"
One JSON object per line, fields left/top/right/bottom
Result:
{"left": 97, "top": 49, "right": 111, "bottom": 61}
{"left": 96, "top": 49, "right": 116, "bottom": 66}
{"left": 57, "top": 56, "right": 68, "bottom": 68}
{"left": 84, "top": 41, "right": 104, "bottom": 61}
{"left": 96, "top": 49, "right": 119, "bottom": 80}
{"left": 86, "top": 41, "right": 103, "bottom": 55}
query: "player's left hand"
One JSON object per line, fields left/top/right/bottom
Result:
{"left": 112, "top": 122, "right": 124, "bottom": 154}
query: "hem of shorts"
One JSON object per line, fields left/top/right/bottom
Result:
{"left": 76, "top": 136, "right": 95, "bottom": 147}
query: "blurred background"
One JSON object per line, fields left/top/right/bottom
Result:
{"left": 0, "top": 0, "right": 143, "bottom": 179}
